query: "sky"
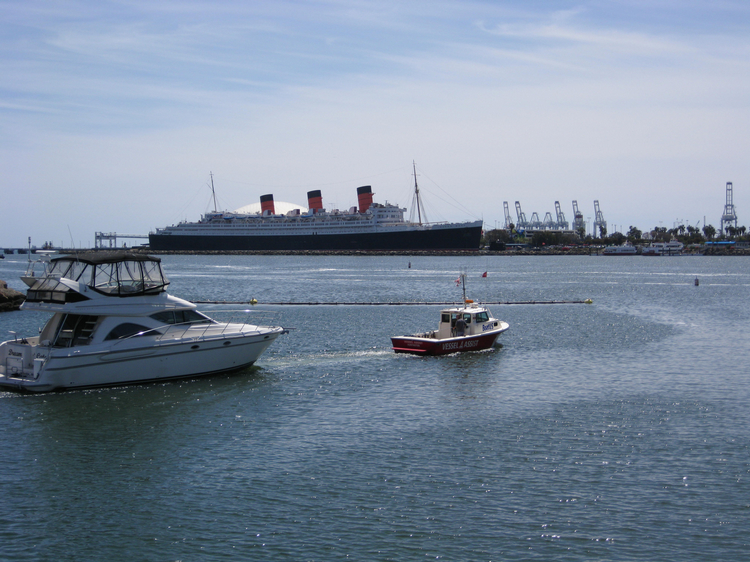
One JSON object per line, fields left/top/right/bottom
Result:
{"left": 2, "top": 0, "right": 749, "bottom": 248}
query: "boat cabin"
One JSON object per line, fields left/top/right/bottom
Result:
{"left": 33, "top": 308, "right": 214, "bottom": 349}
{"left": 435, "top": 303, "right": 496, "bottom": 339}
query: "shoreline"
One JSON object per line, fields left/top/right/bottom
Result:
{"left": 4, "top": 247, "right": 749, "bottom": 257}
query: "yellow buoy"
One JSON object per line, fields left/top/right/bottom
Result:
{"left": 250, "top": 298, "right": 258, "bottom": 305}
{"left": 584, "top": 298, "right": 593, "bottom": 304}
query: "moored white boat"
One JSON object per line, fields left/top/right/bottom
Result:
{"left": 391, "top": 274, "right": 509, "bottom": 355}
{"left": 0, "top": 251, "right": 285, "bottom": 392}
{"left": 603, "top": 243, "right": 637, "bottom": 255}
{"left": 642, "top": 240, "right": 684, "bottom": 256}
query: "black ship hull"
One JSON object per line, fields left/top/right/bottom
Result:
{"left": 149, "top": 224, "right": 482, "bottom": 251}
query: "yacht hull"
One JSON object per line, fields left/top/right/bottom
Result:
{"left": 149, "top": 223, "right": 483, "bottom": 251}
{"left": 0, "top": 329, "right": 282, "bottom": 392}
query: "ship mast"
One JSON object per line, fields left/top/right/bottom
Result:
{"left": 410, "top": 161, "right": 428, "bottom": 225}
{"left": 210, "top": 172, "right": 218, "bottom": 213}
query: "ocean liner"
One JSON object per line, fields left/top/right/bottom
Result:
{"left": 149, "top": 173, "right": 483, "bottom": 252}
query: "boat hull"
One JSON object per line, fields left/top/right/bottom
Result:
{"left": 149, "top": 224, "right": 483, "bottom": 251}
{"left": 603, "top": 250, "right": 637, "bottom": 255}
{"left": 0, "top": 329, "right": 282, "bottom": 392}
{"left": 391, "top": 325, "right": 508, "bottom": 356}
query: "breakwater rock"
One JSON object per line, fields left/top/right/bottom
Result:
{"left": 0, "top": 281, "right": 25, "bottom": 312}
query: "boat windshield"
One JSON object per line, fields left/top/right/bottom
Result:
{"left": 91, "top": 258, "right": 168, "bottom": 295}
{"left": 24, "top": 251, "right": 169, "bottom": 302}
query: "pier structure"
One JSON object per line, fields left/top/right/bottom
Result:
{"left": 95, "top": 232, "right": 149, "bottom": 249}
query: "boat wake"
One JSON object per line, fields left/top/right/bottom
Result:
{"left": 263, "top": 348, "right": 393, "bottom": 369}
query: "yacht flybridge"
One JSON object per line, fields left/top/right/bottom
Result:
{"left": 0, "top": 251, "right": 285, "bottom": 392}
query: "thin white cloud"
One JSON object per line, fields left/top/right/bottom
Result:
{"left": 1, "top": 0, "right": 749, "bottom": 246}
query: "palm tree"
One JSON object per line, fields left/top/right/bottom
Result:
{"left": 627, "top": 226, "right": 642, "bottom": 241}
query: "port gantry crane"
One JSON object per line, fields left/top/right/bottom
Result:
{"left": 542, "top": 212, "right": 555, "bottom": 229}
{"left": 720, "top": 181, "right": 738, "bottom": 235}
{"left": 555, "top": 201, "right": 569, "bottom": 230}
{"left": 529, "top": 212, "right": 543, "bottom": 230}
{"left": 593, "top": 200, "right": 607, "bottom": 237}
{"left": 503, "top": 201, "right": 513, "bottom": 229}
{"left": 514, "top": 201, "right": 529, "bottom": 230}
{"left": 572, "top": 201, "right": 585, "bottom": 235}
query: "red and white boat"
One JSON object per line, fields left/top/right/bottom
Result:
{"left": 391, "top": 274, "right": 509, "bottom": 355}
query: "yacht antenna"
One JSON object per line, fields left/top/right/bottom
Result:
{"left": 210, "top": 172, "right": 218, "bottom": 213}
{"left": 410, "top": 161, "right": 428, "bottom": 225}
{"left": 66, "top": 227, "right": 80, "bottom": 261}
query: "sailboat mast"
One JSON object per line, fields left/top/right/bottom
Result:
{"left": 210, "top": 172, "right": 218, "bottom": 213}
{"left": 413, "top": 161, "right": 422, "bottom": 225}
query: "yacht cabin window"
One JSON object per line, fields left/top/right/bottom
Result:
{"left": 105, "top": 323, "right": 160, "bottom": 341}
{"left": 52, "top": 314, "right": 99, "bottom": 347}
{"left": 150, "top": 310, "right": 213, "bottom": 326}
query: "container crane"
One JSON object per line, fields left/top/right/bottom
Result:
{"left": 720, "top": 181, "right": 738, "bottom": 235}
{"left": 514, "top": 201, "right": 528, "bottom": 229}
{"left": 503, "top": 201, "right": 513, "bottom": 229}
{"left": 555, "top": 201, "right": 569, "bottom": 229}
{"left": 572, "top": 201, "right": 585, "bottom": 234}
{"left": 542, "top": 212, "right": 555, "bottom": 230}
{"left": 593, "top": 200, "right": 607, "bottom": 237}
{"left": 529, "top": 212, "right": 542, "bottom": 229}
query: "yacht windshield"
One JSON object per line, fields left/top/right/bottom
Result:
{"left": 93, "top": 259, "right": 168, "bottom": 295}
{"left": 24, "top": 251, "right": 169, "bottom": 302}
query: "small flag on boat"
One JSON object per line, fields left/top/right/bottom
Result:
{"left": 482, "top": 271, "right": 487, "bottom": 278}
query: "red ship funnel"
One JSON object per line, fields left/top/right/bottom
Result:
{"left": 260, "top": 194, "right": 275, "bottom": 214}
{"left": 307, "top": 190, "right": 323, "bottom": 213}
{"left": 356, "top": 185, "right": 373, "bottom": 213}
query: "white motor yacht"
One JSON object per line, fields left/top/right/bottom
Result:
{"left": 0, "top": 251, "right": 285, "bottom": 392}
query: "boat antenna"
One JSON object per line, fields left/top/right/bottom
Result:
{"left": 210, "top": 172, "right": 218, "bottom": 213}
{"left": 410, "top": 161, "right": 428, "bottom": 225}
{"left": 66, "top": 227, "right": 80, "bottom": 261}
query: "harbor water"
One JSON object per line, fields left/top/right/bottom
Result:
{"left": 1, "top": 254, "right": 749, "bottom": 561}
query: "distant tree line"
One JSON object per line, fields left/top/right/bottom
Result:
{"left": 482, "top": 222, "right": 749, "bottom": 248}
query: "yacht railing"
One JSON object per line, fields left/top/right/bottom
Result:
{"left": 112, "top": 310, "right": 282, "bottom": 346}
